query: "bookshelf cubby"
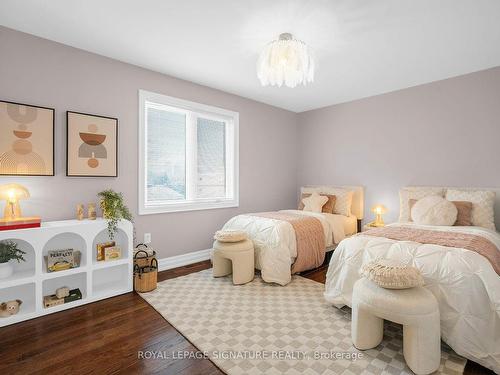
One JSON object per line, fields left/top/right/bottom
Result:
{"left": 0, "top": 219, "right": 133, "bottom": 327}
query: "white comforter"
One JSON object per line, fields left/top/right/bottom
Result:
{"left": 324, "top": 223, "right": 500, "bottom": 373}
{"left": 223, "top": 210, "right": 348, "bottom": 286}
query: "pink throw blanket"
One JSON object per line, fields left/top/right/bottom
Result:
{"left": 363, "top": 226, "right": 500, "bottom": 275}
{"left": 251, "top": 212, "right": 326, "bottom": 274}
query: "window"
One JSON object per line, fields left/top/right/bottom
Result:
{"left": 139, "top": 90, "right": 239, "bottom": 214}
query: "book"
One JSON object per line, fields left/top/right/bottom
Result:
{"left": 104, "top": 246, "right": 121, "bottom": 261}
{"left": 64, "top": 288, "right": 82, "bottom": 303}
{"left": 43, "top": 295, "right": 64, "bottom": 308}
{"left": 47, "top": 249, "right": 75, "bottom": 272}
{"left": 97, "top": 241, "right": 115, "bottom": 261}
{"left": 0, "top": 217, "right": 41, "bottom": 231}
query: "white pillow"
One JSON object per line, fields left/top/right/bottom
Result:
{"left": 445, "top": 189, "right": 495, "bottom": 230}
{"left": 361, "top": 259, "right": 424, "bottom": 289}
{"left": 411, "top": 196, "right": 458, "bottom": 226}
{"left": 399, "top": 187, "right": 445, "bottom": 222}
{"left": 302, "top": 186, "right": 353, "bottom": 216}
{"left": 302, "top": 192, "right": 328, "bottom": 213}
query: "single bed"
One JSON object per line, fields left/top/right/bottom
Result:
{"left": 222, "top": 186, "right": 364, "bottom": 286}
{"left": 324, "top": 186, "right": 500, "bottom": 373}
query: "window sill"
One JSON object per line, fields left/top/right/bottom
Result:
{"left": 138, "top": 199, "right": 239, "bottom": 215}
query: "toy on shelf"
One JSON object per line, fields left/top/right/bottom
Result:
{"left": 56, "top": 287, "right": 70, "bottom": 299}
{"left": 43, "top": 288, "right": 82, "bottom": 308}
{"left": 0, "top": 299, "right": 22, "bottom": 318}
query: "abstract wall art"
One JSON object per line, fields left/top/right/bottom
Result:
{"left": 66, "top": 111, "right": 118, "bottom": 177}
{"left": 0, "top": 100, "right": 55, "bottom": 176}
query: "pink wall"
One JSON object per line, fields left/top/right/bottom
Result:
{"left": 297, "top": 66, "right": 500, "bottom": 224}
{"left": 0, "top": 27, "right": 299, "bottom": 258}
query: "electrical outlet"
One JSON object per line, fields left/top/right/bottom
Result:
{"left": 144, "top": 233, "right": 152, "bottom": 244}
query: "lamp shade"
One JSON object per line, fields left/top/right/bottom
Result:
{"left": 371, "top": 204, "right": 387, "bottom": 215}
{"left": 0, "top": 184, "right": 30, "bottom": 201}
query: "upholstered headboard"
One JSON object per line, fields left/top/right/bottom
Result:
{"left": 300, "top": 185, "right": 364, "bottom": 219}
{"left": 401, "top": 186, "right": 500, "bottom": 230}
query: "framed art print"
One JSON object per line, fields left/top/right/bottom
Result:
{"left": 66, "top": 111, "right": 118, "bottom": 177}
{"left": 0, "top": 100, "right": 55, "bottom": 176}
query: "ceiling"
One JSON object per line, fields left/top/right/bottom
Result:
{"left": 1, "top": 0, "right": 500, "bottom": 112}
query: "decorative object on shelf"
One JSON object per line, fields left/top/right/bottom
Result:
{"left": 257, "top": 33, "right": 314, "bottom": 88}
{"left": 369, "top": 204, "right": 387, "bottom": 227}
{"left": 97, "top": 241, "right": 115, "bottom": 262}
{"left": 0, "top": 299, "right": 22, "bottom": 318}
{"left": 88, "top": 203, "right": 97, "bottom": 220}
{"left": 55, "top": 286, "right": 70, "bottom": 299}
{"left": 47, "top": 249, "right": 77, "bottom": 272}
{"left": 104, "top": 246, "right": 121, "bottom": 261}
{"left": 0, "top": 240, "right": 26, "bottom": 279}
{"left": 76, "top": 203, "right": 84, "bottom": 220}
{"left": 98, "top": 189, "right": 132, "bottom": 240}
{"left": 44, "top": 250, "right": 80, "bottom": 273}
{"left": 133, "top": 247, "right": 158, "bottom": 292}
{"left": 0, "top": 100, "right": 54, "bottom": 176}
{"left": 0, "top": 184, "right": 41, "bottom": 231}
{"left": 43, "top": 288, "right": 82, "bottom": 309}
{"left": 66, "top": 111, "right": 118, "bottom": 177}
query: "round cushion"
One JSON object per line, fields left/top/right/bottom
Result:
{"left": 354, "top": 277, "right": 438, "bottom": 316}
{"left": 214, "top": 230, "right": 247, "bottom": 243}
{"left": 213, "top": 239, "right": 253, "bottom": 252}
{"left": 361, "top": 259, "right": 424, "bottom": 289}
{"left": 411, "top": 195, "right": 458, "bottom": 226}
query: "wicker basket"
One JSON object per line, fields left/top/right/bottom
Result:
{"left": 133, "top": 244, "right": 157, "bottom": 268}
{"left": 133, "top": 247, "right": 158, "bottom": 292}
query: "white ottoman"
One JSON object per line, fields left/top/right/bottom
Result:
{"left": 351, "top": 278, "right": 441, "bottom": 375}
{"left": 212, "top": 239, "right": 254, "bottom": 285}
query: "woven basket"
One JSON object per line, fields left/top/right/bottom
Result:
{"left": 133, "top": 244, "right": 157, "bottom": 268}
{"left": 134, "top": 258, "right": 158, "bottom": 292}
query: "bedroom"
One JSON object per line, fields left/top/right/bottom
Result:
{"left": 0, "top": 1, "right": 499, "bottom": 375}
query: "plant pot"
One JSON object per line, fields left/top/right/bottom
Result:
{"left": 0, "top": 262, "right": 14, "bottom": 279}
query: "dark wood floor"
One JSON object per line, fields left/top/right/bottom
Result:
{"left": 0, "top": 261, "right": 493, "bottom": 375}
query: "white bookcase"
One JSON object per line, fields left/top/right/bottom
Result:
{"left": 0, "top": 218, "right": 133, "bottom": 327}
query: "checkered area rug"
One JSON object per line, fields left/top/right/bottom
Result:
{"left": 140, "top": 270, "right": 466, "bottom": 375}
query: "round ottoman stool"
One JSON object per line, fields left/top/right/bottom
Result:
{"left": 212, "top": 239, "right": 254, "bottom": 285}
{"left": 351, "top": 278, "right": 440, "bottom": 375}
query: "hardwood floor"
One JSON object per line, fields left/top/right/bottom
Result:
{"left": 0, "top": 260, "right": 493, "bottom": 375}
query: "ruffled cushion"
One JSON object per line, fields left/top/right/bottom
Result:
{"left": 361, "top": 259, "right": 424, "bottom": 289}
{"left": 214, "top": 230, "right": 247, "bottom": 243}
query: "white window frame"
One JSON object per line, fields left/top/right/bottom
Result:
{"left": 138, "top": 90, "right": 239, "bottom": 215}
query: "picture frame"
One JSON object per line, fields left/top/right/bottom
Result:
{"left": 0, "top": 100, "right": 55, "bottom": 176}
{"left": 66, "top": 111, "right": 118, "bottom": 177}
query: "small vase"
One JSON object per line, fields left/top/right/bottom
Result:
{"left": 0, "top": 262, "right": 14, "bottom": 279}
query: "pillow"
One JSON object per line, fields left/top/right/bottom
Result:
{"left": 302, "top": 187, "right": 353, "bottom": 216}
{"left": 214, "top": 230, "right": 247, "bottom": 243}
{"left": 410, "top": 196, "right": 457, "bottom": 226}
{"left": 302, "top": 192, "right": 329, "bottom": 213}
{"left": 399, "top": 187, "right": 445, "bottom": 222}
{"left": 298, "top": 193, "right": 336, "bottom": 214}
{"left": 409, "top": 199, "right": 473, "bottom": 226}
{"left": 445, "top": 189, "right": 496, "bottom": 230}
{"left": 361, "top": 259, "right": 424, "bottom": 289}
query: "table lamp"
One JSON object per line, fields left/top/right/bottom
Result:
{"left": 370, "top": 204, "right": 387, "bottom": 227}
{"left": 0, "top": 184, "right": 41, "bottom": 230}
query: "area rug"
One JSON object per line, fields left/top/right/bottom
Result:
{"left": 140, "top": 270, "right": 466, "bottom": 375}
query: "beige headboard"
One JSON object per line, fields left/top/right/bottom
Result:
{"left": 300, "top": 185, "right": 364, "bottom": 219}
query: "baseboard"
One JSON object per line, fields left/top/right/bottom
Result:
{"left": 158, "top": 248, "right": 212, "bottom": 271}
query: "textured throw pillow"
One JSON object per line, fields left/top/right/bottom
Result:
{"left": 214, "top": 230, "right": 247, "bottom": 243}
{"left": 399, "top": 187, "right": 445, "bottom": 222}
{"left": 410, "top": 199, "right": 474, "bottom": 226}
{"left": 361, "top": 259, "right": 424, "bottom": 289}
{"left": 298, "top": 193, "right": 336, "bottom": 214}
{"left": 302, "top": 187, "right": 353, "bottom": 216}
{"left": 445, "top": 189, "right": 496, "bottom": 230}
{"left": 411, "top": 196, "right": 458, "bottom": 226}
{"left": 302, "top": 192, "right": 329, "bottom": 213}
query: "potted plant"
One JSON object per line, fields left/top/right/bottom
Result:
{"left": 0, "top": 240, "right": 26, "bottom": 279}
{"left": 98, "top": 189, "right": 133, "bottom": 240}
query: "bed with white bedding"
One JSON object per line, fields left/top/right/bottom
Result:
{"left": 222, "top": 186, "right": 363, "bottom": 286}
{"left": 324, "top": 187, "right": 500, "bottom": 372}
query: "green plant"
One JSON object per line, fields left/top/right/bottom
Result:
{"left": 0, "top": 240, "right": 26, "bottom": 264}
{"left": 98, "top": 189, "right": 133, "bottom": 240}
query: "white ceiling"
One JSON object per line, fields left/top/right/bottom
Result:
{"left": 1, "top": 0, "right": 500, "bottom": 112}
